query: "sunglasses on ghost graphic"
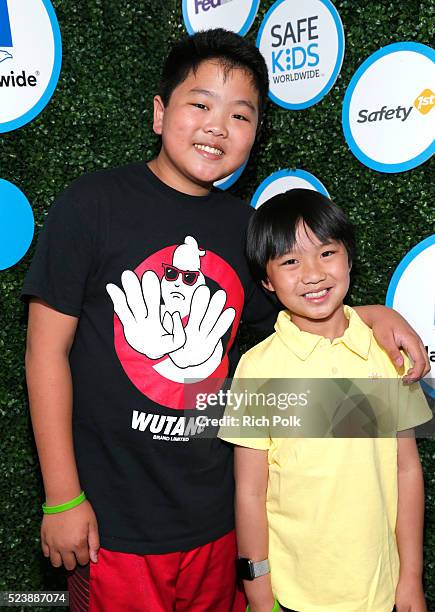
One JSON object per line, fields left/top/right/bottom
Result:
{"left": 162, "top": 263, "right": 200, "bottom": 286}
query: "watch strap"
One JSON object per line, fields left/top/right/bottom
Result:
{"left": 251, "top": 558, "right": 270, "bottom": 578}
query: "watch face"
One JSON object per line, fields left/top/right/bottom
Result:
{"left": 236, "top": 558, "right": 254, "bottom": 581}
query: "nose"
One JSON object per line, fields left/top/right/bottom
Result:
{"left": 301, "top": 260, "right": 326, "bottom": 285}
{"left": 203, "top": 112, "right": 228, "bottom": 138}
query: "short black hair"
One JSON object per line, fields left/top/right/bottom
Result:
{"left": 247, "top": 188, "right": 356, "bottom": 283}
{"left": 159, "top": 28, "right": 269, "bottom": 125}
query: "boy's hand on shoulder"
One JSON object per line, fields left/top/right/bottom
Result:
{"left": 361, "top": 305, "right": 429, "bottom": 382}
{"left": 41, "top": 500, "right": 100, "bottom": 570}
{"left": 395, "top": 575, "right": 427, "bottom": 611}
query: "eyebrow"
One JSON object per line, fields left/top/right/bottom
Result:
{"left": 188, "top": 88, "right": 257, "bottom": 112}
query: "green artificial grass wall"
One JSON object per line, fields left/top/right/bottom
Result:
{"left": 0, "top": 0, "right": 433, "bottom": 608}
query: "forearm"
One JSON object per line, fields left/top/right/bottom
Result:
{"left": 26, "top": 347, "right": 81, "bottom": 505}
{"left": 396, "top": 461, "right": 424, "bottom": 580}
{"left": 353, "top": 304, "right": 386, "bottom": 326}
{"left": 396, "top": 435, "right": 425, "bottom": 580}
{"left": 236, "top": 489, "right": 274, "bottom": 610}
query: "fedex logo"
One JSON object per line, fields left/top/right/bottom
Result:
{"left": 194, "top": 0, "right": 233, "bottom": 14}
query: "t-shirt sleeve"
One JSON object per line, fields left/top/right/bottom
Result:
{"left": 396, "top": 356, "right": 433, "bottom": 432}
{"left": 21, "top": 183, "right": 97, "bottom": 317}
{"left": 218, "top": 353, "right": 271, "bottom": 451}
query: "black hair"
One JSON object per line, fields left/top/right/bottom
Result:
{"left": 247, "top": 188, "right": 356, "bottom": 283}
{"left": 159, "top": 28, "right": 269, "bottom": 125}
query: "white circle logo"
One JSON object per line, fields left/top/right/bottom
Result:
{"left": 251, "top": 169, "right": 329, "bottom": 209}
{"left": 386, "top": 235, "right": 435, "bottom": 398}
{"left": 0, "top": 0, "right": 62, "bottom": 133}
{"left": 182, "top": 0, "right": 259, "bottom": 36}
{"left": 256, "top": 0, "right": 344, "bottom": 110}
{"left": 342, "top": 42, "right": 435, "bottom": 173}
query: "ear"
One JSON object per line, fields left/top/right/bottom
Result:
{"left": 262, "top": 278, "right": 275, "bottom": 293}
{"left": 153, "top": 95, "right": 165, "bottom": 135}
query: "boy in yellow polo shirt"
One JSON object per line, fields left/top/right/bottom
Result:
{"left": 219, "top": 189, "right": 432, "bottom": 612}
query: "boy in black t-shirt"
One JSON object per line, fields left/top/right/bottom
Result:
{"left": 23, "top": 29, "right": 429, "bottom": 611}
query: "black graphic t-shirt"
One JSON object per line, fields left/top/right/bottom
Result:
{"left": 22, "top": 162, "right": 277, "bottom": 554}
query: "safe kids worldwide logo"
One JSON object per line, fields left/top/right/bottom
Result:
{"left": 386, "top": 235, "right": 435, "bottom": 398}
{"left": 182, "top": 0, "right": 259, "bottom": 36}
{"left": 0, "top": 0, "right": 62, "bottom": 133}
{"left": 342, "top": 42, "right": 434, "bottom": 173}
{"left": 256, "top": 0, "right": 344, "bottom": 110}
{"left": 251, "top": 169, "right": 330, "bottom": 209}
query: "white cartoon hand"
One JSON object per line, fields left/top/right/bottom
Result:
{"left": 106, "top": 270, "right": 186, "bottom": 360}
{"left": 168, "top": 285, "right": 235, "bottom": 369}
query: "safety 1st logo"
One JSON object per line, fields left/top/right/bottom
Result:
{"left": 0, "top": 0, "right": 62, "bottom": 133}
{"left": 414, "top": 89, "right": 435, "bottom": 115}
{"left": 107, "top": 236, "right": 244, "bottom": 410}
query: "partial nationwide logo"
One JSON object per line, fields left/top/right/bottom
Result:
{"left": 0, "top": 0, "right": 62, "bottom": 133}
{"left": 214, "top": 159, "right": 248, "bottom": 190}
{"left": 0, "top": 179, "right": 34, "bottom": 270}
{"left": 182, "top": 0, "right": 259, "bottom": 36}
{"left": 251, "top": 169, "right": 329, "bottom": 209}
{"left": 342, "top": 42, "right": 434, "bottom": 173}
{"left": 107, "top": 236, "right": 244, "bottom": 410}
{"left": 386, "top": 235, "right": 435, "bottom": 398}
{"left": 256, "top": 0, "right": 344, "bottom": 110}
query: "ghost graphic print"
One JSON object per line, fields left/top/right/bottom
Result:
{"left": 106, "top": 236, "right": 244, "bottom": 409}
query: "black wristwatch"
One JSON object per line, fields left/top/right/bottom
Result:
{"left": 236, "top": 557, "right": 270, "bottom": 581}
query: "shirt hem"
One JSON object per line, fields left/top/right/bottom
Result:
{"left": 277, "top": 593, "right": 396, "bottom": 612}
{"left": 99, "top": 518, "right": 235, "bottom": 555}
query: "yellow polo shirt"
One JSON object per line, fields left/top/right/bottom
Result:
{"left": 220, "top": 306, "right": 432, "bottom": 612}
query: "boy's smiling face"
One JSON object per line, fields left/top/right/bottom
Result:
{"left": 263, "top": 222, "right": 351, "bottom": 338}
{"left": 151, "top": 60, "right": 259, "bottom": 196}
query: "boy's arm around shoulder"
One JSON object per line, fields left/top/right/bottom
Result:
{"left": 354, "top": 305, "right": 429, "bottom": 382}
{"left": 26, "top": 298, "right": 99, "bottom": 570}
{"left": 395, "top": 431, "right": 427, "bottom": 611}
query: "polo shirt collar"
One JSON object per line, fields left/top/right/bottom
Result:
{"left": 274, "top": 305, "right": 372, "bottom": 361}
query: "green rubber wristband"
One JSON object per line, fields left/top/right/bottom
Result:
{"left": 42, "top": 491, "right": 86, "bottom": 514}
{"left": 246, "top": 599, "right": 280, "bottom": 612}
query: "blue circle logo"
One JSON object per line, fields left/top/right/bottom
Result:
{"left": 251, "top": 169, "right": 330, "bottom": 209}
{"left": 0, "top": 180, "right": 34, "bottom": 270}
{"left": 182, "top": 0, "right": 259, "bottom": 36}
{"left": 0, "top": 0, "right": 62, "bottom": 133}
{"left": 386, "top": 235, "right": 435, "bottom": 397}
{"left": 214, "top": 160, "right": 248, "bottom": 190}
{"left": 256, "top": 0, "right": 344, "bottom": 110}
{"left": 342, "top": 42, "right": 434, "bottom": 173}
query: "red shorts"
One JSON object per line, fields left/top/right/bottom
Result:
{"left": 68, "top": 530, "right": 246, "bottom": 611}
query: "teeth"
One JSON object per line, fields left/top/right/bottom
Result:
{"left": 194, "top": 144, "right": 223, "bottom": 155}
{"left": 304, "top": 289, "right": 328, "bottom": 298}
